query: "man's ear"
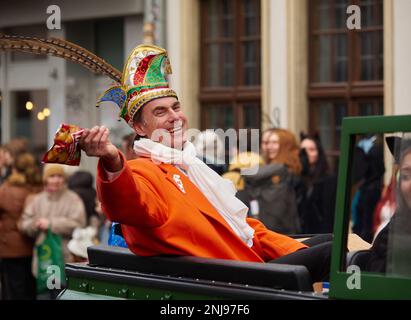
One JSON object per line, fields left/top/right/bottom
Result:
{"left": 132, "top": 120, "right": 146, "bottom": 137}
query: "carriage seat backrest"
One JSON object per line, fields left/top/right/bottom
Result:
{"left": 87, "top": 245, "right": 313, "bottom": 291}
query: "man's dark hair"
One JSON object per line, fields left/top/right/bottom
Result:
{"left": 132, "top": 109, "right": 145, "bottom": 140}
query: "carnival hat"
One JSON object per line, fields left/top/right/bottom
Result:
{"left": 97, "top": 44, "right": 178, "bottom": 127}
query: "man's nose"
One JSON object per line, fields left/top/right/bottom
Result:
{"left": 168, "top": 108, "right": 180, "bottom": 121}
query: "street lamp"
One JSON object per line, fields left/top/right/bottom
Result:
{"left": 43, "top": 107, "right": 51, "bottom": 117}
{"left": 26, "top": 101, "right": 34, "bottom": 110}
{"left": 37, "top": 112, "right": 45, "bottom": 121}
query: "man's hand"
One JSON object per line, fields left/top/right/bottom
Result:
{"left": 79, "top": 126, "right": 122, "bottom": 172}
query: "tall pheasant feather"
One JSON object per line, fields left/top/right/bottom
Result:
{"left": 0, "top": 34, "right": 122, "bottom": 83}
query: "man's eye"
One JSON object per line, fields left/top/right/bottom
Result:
{"left": 155, "top": 110, "right": 166, "bottom": 116}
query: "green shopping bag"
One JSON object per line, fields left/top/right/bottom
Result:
{"left": 36, "top": 229, "right": 66, "bottom": 294}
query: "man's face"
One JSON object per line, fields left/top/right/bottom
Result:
{"left": 400, "top": 151, "right": 411, "bottom": 210}
{"left": 133, "top": 97, "right": 188, "bottom": 149}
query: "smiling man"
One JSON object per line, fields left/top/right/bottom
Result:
{"left": 79, "top": 44, "right": 331, "bottom": 283}
{"left": 133, "top": 97, "right": 188, "bottom": 149}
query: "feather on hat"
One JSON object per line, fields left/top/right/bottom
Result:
{"left": 0, "top": 35, "right": 177, "bottom": 127}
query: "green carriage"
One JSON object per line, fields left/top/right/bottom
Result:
{"left": 59, "top": 114, "right": 411, "bottom": 300}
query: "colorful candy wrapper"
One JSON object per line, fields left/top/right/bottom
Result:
{"left": 42, "top": 124, "right": 85, "bottom": 166}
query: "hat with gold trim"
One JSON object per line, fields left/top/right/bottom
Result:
{"left": 97, "top": 44, "right": 178, "bottom": 127}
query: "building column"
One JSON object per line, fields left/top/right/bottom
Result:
{"left": 384, "top": 0, "right": 394, "bottom": 116}
{"left": 261, "top": 0, "right": 270, "bottom": 130}
{"left": 286, "top": 0, "right": 308, "bottom": 135}
{"left": 144, "top": 0, "right": 166, "bottom": 47}
{"left": 393, "top": 0, "right": 411, "bottom": 115}
{"left": 264, "top": 0, "right": 288, "bottom": 130}
{"left": 166, "top": 0, "right": 200, "bottom": 130}
{"left": 166, "top": 0, "right": 182, "bottom": 99}
{"left": 264, "top": 0, "right": 308, "bottom": 135}
{"left": 0, "top": 52, "right": 11, "bottom": 143}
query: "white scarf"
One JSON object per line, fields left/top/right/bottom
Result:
{"left": 134, "top": 138, "right": 254, "bottom": 247}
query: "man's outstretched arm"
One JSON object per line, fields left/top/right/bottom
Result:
{"left": 80, "top": 126, "right": 168, "bottom": 228}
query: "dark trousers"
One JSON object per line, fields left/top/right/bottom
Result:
{"left": 0, "top": 256, "right": 36, "bottom": 300}
{"left": 269, "top": 234, "right": 333, "bottom": 283}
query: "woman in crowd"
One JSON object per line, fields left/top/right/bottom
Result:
{"left": 19, "top": 164, "right": 87, "bottom": 291}
{"left": 299, "top": 133, "right": 337, "bottom": 234}
{"left": 0, "top": 152, "right": 42, "bottom": 299}
{"left": 0, "top": 146, "right": 13, "bottom": 185}
{"left": 240, "top": 128, "right": 302, "bottom": 234}
{"left": 366, "top": 138, "right": 411, "bottom": 276}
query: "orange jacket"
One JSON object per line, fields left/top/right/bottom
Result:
{"left": 97, "top": 152, "right": 306, "bottom": 262}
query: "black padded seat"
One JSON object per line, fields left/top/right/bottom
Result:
{"left": 346, "top": 249, "right": 372, "bottom": 269}
{"left": 87, "top": 245, "right": 312, "bottom": 291}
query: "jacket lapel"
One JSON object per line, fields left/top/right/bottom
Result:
{"left": 159, "top": 163, "right": 234, "bottom": 229}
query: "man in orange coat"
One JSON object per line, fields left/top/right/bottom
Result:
{"left": 80, "top": 44, "right": 331, "bottom": 282}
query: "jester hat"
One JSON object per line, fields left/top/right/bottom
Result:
{"left": 97, "top": 44, "right": 178, "bottom": 127}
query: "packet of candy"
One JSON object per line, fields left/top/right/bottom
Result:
{"left": 42, "top": 123, "right": 85, "bottom": 166}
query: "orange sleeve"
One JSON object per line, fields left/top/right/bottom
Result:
{"left": 96, "top": 152, "right": 168, "bottom": 228}
{"left": 247, "top": 217, "right": 308, "bottom": 261}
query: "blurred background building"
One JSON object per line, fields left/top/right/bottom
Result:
{"left": 0, "top": 0, "right": 410, "bottom": 174}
